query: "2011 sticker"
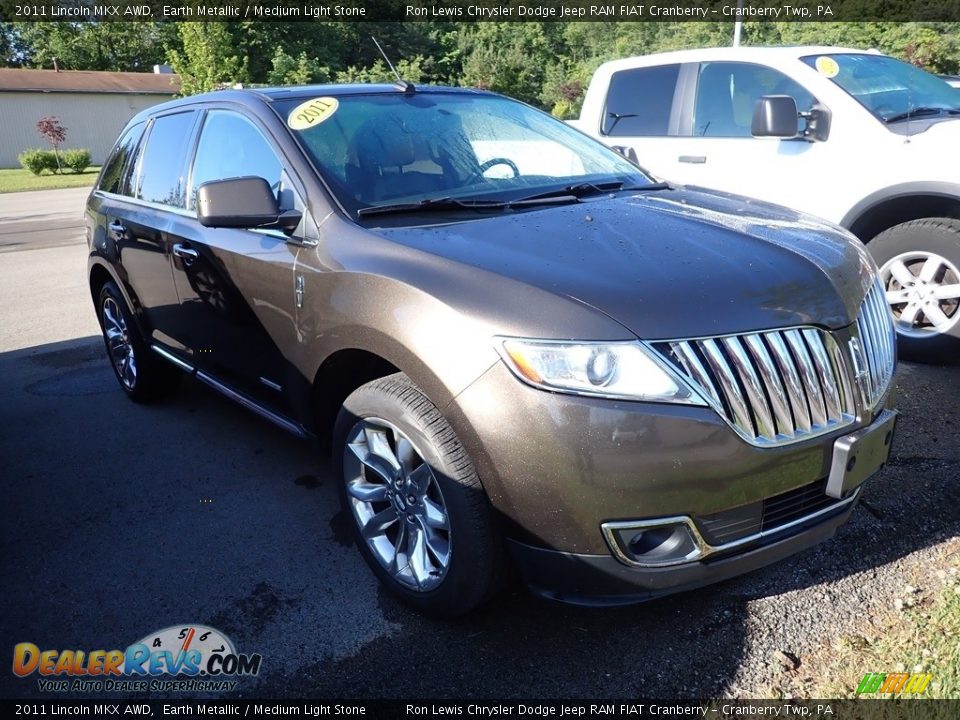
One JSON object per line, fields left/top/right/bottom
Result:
{"left": 288, "top": 97, "right": 339, "bottom": 130}
{"left": 815, "top": 56, "right": 840, "bottom": 78}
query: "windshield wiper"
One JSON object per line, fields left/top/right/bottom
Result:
{"left": 515, "top": 180, "right": 671, "bottom": 203}
{"left": 883, "top": 106, "right": 960, "bottom": 123}
{"left": 356, "top": 194, "right": 579, "bottom": 218}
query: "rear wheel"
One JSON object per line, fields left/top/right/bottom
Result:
{"left": 334, "top": 373, "right": 504, "bottom": 617}
{"left": 97, "top": 281, "right": 181, "bottom": 402}
{"left": 870, "top": 218, "right": 960, "bottom": 364}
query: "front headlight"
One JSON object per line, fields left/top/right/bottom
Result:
{"left": 495, "top": 338, "right": 707, "bottom": 405}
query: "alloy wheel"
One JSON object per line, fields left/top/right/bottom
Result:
{"left": 101, "top": 296, "right": 137, "bottom": 389}
{"left": 343, "top": 418, "right": 452, "bottom": 591}
{"left": 880, "top": 251, "right": 960, "bottom": 338}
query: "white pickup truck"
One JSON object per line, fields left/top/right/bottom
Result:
{"left": 572, "top": 46, "right": 960, "bottom": 363}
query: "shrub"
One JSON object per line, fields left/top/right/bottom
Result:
{"left": 63, "top": 149, "right": 92, "bottom": 174}
{"left": 18, "top": 149, "right": 59, "bottom": 175}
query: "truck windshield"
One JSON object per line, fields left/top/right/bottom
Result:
{"left": 801, "top": 53, "right": 960, "bottom": 124}
{"left": 274, "top": 91, "right": 652, "bottom": 216}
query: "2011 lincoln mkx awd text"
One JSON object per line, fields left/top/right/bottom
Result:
{"left": 86, "top": 83, "right": 898, "bottom": 616}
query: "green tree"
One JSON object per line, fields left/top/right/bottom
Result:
{"left": 11, "top": 22, "right": 172, "bottom": 71}
{"left": 267, "top": 48, "right": 331, "bottom": 86}
{"left": 167, "top": 23, "right": 246, "bottom": 95}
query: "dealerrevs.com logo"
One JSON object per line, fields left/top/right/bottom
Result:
{"left": 13, "top": 625, "right": 262, "bottom": 692}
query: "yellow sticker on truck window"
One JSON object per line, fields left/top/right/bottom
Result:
{"left": 815, "top": 56, "right": 840, "bottom": 78}
{"left": 287, "top": 97, "right": 339, "bottom": 130}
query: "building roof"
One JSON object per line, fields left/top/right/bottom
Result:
{"left": 0, "top": 68, "right": 180, "bottom": 95}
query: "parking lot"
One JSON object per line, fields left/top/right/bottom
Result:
{"left": 1, "top": 188, "right": 958, "bottom": 699}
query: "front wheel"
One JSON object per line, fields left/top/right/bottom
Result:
{"left": 333, "top": 373, "right": 505, "bottom": 617}
{"left": 870, "top": 218, "right": 960, "bottom": 364}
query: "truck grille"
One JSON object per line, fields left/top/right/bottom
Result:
{"left": 655, "top": 281, "right": 895, "bottom": 447}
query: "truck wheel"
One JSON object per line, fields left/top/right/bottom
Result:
{"left": 870, "top": 218, "right": 960, "bottom": 364}
{"left": 333, "top": 373, "right": 505, "bottom": 617}
{"left": 97, "top": 281, "right": 182, "bottom": 402}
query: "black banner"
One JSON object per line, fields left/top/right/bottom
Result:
{"left": 4, "top": 0, "right": 960, "bottom": 23}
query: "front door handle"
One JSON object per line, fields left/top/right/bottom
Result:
{"left": 678, "top": 155, "right": 707, "bottom": 164}
{"left": 172, "top": 243, "right": 199, "bottom": 264}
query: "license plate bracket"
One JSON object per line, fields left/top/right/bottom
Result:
{"left": 826, "top": 409, "right": 897, "bottom": 499}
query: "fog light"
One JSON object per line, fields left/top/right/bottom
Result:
{"left": 604, "top": 519, "right": 702, "bottom": 567}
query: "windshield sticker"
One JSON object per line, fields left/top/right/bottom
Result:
{"left": 288, "top": 97, "right": 339, "bottom": 130}
{"left": 815, "top": 56, "right": 840, "bottom": 78}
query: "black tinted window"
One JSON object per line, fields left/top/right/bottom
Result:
{"left": 694, "top": 62, "right": 816, "bottom": 137}
{"left": 98, "top": 122, "right": 145, "bottom": 195}
{"left": 190, "top": 111, "right": 282, "bottom": 208}
{"left": 602, "top": 64, "right": 680, "bottom": 137}
{"left": 135, "top": 112, "right": 196, "bottom": 208}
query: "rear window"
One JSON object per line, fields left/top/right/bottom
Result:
{"left": 134, "top": 111, "right": 197, "bottom": 208}
{"left": 98, "top": 122, "right": 145, "bottom": 196}
{"left": 602, "top": 64, "right": 680, "bottom": 137}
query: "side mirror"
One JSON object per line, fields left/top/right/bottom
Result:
{"left": 197, "top": 176, "right": 302, "bottom": 235}
{"left": 803, "top": 103, "right": 832, "bottom": 142}
{"left": 752, "top": 95, "right": 799, "bottom": 139}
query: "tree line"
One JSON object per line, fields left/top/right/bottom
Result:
{"left": 3, "top": 21, "right": 959, "bottom": 117}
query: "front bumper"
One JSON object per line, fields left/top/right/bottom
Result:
{"left": 445, "top": 360, "right": 895, "bottom": 603}
{"left": 508, "top": 491, "right": 857, "bottom": 606}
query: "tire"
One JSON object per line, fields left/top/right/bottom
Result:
{"left": 333, "top": 373, "right": 505, "bottom": 617}
{"left": 97, "top": 281, "right": 182, "bottom": 402}
{"left": 869, "top": 218, "right": 960, "bottom": 365}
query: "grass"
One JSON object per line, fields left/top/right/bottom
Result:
{"left": 768, "top": 538, "right": 960, "bottom": 699}
{"left": 0, "top": 166, "right": 101, "bottom": 193}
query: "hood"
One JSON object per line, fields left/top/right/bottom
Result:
{"left": 371, "top": 187, "right": 876, "bottom": 341}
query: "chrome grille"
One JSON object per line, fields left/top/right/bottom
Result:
{"left": 851, "top": 280, "right": 897, "bottom": 410}
{"left": 658, "top": 329, "right": 854, "bottom": 446}
{"left": 656, "top": 281, "right": 895, "bottom": 447}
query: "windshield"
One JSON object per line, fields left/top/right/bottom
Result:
{"left": 274, "top": 91, "right": 652, "bottom": 216}
{"left": 801, "top": 53, "right": 960, "bottom": 123}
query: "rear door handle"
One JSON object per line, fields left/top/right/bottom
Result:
{"left": 678, "top": 155, "right": 707, "bottom": 164}
{"left": 173, "top": 243, "right": 199, "bottom": 263}
{"left": 107, "top": 221, "right": 126, "bottom": 235}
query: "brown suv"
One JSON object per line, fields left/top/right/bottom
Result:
{"left": 87, "top": 84, "right": 898, "bottom": 616}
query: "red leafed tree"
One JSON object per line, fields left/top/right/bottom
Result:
{"left": 36, "top": 116, "right": 68, "bottom": 174}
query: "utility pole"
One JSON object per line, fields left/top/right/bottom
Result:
{"left": 733, "top": 0, "right": 744, "bottom": 47}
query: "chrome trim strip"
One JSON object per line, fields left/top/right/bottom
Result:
{"left": 700, "top": 338, "right": 755, "bottom": 437}
{"left": 601, "top": 486, "right": 862, "bottom": 569}
{"left": 195, "top": 372, "right": 306, "bottom": 437}
{"left": 766, "top": 331, "right": 812, "bottom": 434}
{"left": 259, "top": 376, "right": 283, "bottom": 392}
{"left": 722, "top": 336, "right": 776, "bottom": 441}
{"left": 802, "top": 328, "right": 842, "bottom": 422}
{"left": 743, "top": 333, "right": 794, "bottom": 437}
{"left": 672, "top": 341, "right": 723, "bottom": 410}
{"left": 150, "top": 344, "right": 195, "bottom": 373}
{"left": 783, "top": 329, "right": 828, "bottom": 428}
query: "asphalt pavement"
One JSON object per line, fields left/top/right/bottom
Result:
{"left": 1, "top": 188, "right": 958, "bottom": 700}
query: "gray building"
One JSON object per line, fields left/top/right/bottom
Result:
{"left": 0, "top": 68, "right": 180, "bottom": 168}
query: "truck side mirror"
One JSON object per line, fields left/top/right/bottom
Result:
{"left": 752, "top": 96, "right": 832, "bottom": 143}
{"left": 752, "top": 95, "right": 799, "bottom": 139}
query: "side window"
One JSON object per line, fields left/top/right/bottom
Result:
{"left": 189, "top": 111, "right": 282, "bottom": 209}
{"left": 98, "top": 122, "right": 145, "bottom": 196}
{"left": 135, "top": 111, "right": 197, "bottom": 208}
{"left": 693, "top": 62, "right": 816, "bottom": 138}
{"left": 602, "top": 64, "right": 680, "bottom": 137}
